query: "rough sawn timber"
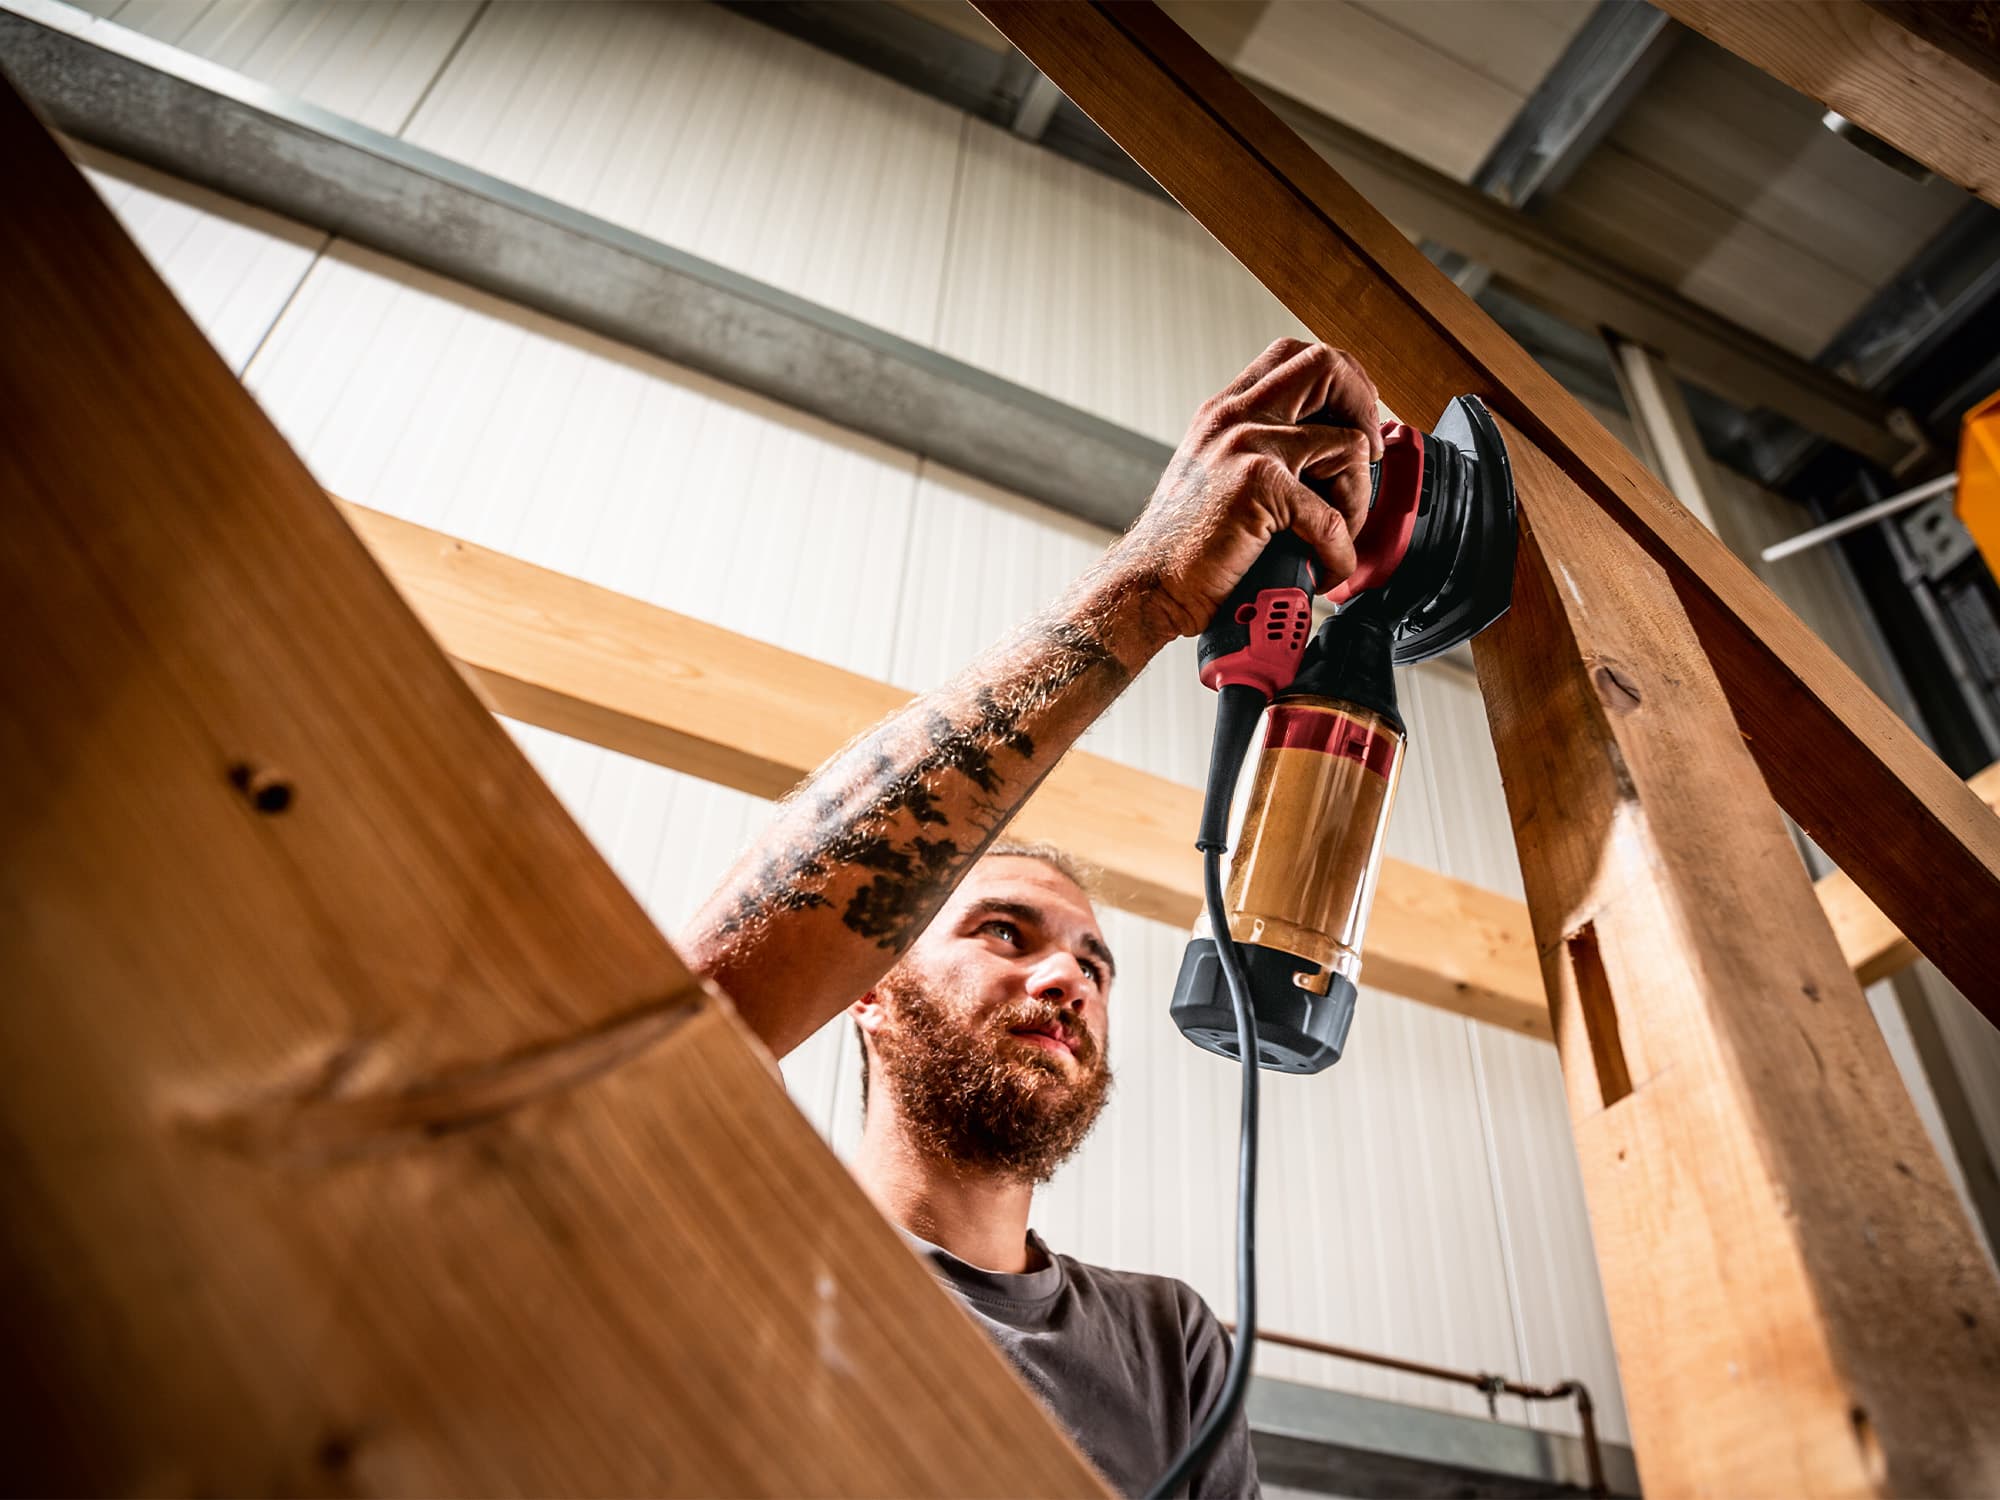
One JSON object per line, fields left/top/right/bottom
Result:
{"left": 0, "top": 76, "right": 1105, "bottom": 1499}
{"left": 973, "top": 0, "right": 2000, "bottom": 1025}
{"left": 1473, "top": 418, "right": 2000, "bottom": 1498}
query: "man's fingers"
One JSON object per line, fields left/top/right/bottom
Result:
{"left": 1236, "top": 345, "right": 1385, "bottom": 461}
{"left": 1219, "top": 337, "right": 1312, "bottom": 400}
{"left": 1247, "top": 423, "right": 1374, "bottom": 541}
{"left": 1281, "top": 473, "right": 1358, "bottom": 585}
{"left": 1236, "top": 341, "right": 1333, "bottom": 422}
{"left": 1253, "top": 422, "right": 1372, "bottom": 477}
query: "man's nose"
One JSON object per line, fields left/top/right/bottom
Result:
{"left": 1027, "top": 953, "right": 1090, "bottom": 1011}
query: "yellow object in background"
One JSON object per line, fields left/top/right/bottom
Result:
{"left": 1960, "top": 389, "right": 2000, "bottom": 579}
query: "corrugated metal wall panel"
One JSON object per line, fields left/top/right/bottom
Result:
{"left": 1404, "top": 663, "right": 1629, "bottom": 1440}
{"left": 72, "top": 140, "right": 324, "bottom": 374}
{"left": 98, "top": 0, "right": 482, "bottom": 135}
{"left": 937, "top": 118, "right": 1310, "bottom": 447}
{"left": 243, "top": 241, "right": 921, "bottom": 675}
{"left": 401, "top": 1, "right": 963, "bottom": 345}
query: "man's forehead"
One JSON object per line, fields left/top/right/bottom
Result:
{"left": 956, "top": 854, "right": 1095, "bottom": 913}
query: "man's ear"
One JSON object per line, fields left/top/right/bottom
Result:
{"left": 850, "top": 991, "right": 889, "bottom": 1037}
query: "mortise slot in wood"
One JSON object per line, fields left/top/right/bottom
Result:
{"left": 1567, "top": 923, "right": 1633, "bottom": 1108}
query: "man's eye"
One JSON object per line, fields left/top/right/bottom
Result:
{"left": 981, "top": 920, "right": 1020, "bottom": 945}
{"left": 1080, "top": 960, "right": 1104, "bottom": 986}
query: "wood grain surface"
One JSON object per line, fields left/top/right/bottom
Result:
{"left": 0, "top": 76, "right": 1104, "bottom": 1499}
{"left": 1474, "top": 419, "right": 2000, "bottom": 1498}
{"left": 1661, "top": 0, "right": 2000, "bottom": 208}
{"left": 973, "top": 0, "right": 2000, "bottom": 1022}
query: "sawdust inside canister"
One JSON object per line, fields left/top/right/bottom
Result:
{"left": 1224, "top": 697, "right": 1404, "bottom": 994}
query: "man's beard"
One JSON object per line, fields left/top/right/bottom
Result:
{"left": 872, "top": 973, "right": 1113, "bottom": 1185}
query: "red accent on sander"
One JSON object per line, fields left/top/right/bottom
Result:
{"left": 1264, "top": 704, "right": 1400, "bottom": 778}
{"left": 1327, "top": 423, "right": 1421, "bottom": 606}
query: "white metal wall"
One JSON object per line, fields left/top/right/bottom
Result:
{"left": 54, "top": 0, "right": 1995, "bottom": 1449}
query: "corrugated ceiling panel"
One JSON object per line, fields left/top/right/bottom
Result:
{"left": 937, "top": 118, "right": 1310, "bottom": 447}
{"left": 1542, "top": 36, "right": 1964, "bottom": 358}
{"left": 1207, "top": 0, "right": 1592, "bottom": 181}
{"left": 1609, "top": 40, "right": 1965, "bottom": 291}
{"left": 70, "top": 141, "right": 323, "bottom": 375}
{"left": 98, "top": 0, "right": 482, "bottom": 135}
{"left": 401, "top": 0, "right": 962, "bottom": 345}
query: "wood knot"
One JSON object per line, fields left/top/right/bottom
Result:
{"left": 229, "top": 760, "right": 294, "bottom": 814}
{"left": 1590, "top": 663, "right": 1642, "bottom": 714}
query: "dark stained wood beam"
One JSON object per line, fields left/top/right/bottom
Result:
{"left": 972, "top": 0, "right": 2000, "bottom": 1024}
{"left": 1474, "top": 417, "right": 2000, "bottom": 1496}
{"left": 0, "top": 74, "right": 1103, "bottom": 1498}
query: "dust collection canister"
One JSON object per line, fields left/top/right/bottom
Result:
{"left": 1224, "top": 695, "right": 1405, "bottom": 999}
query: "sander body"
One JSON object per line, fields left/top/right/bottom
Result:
{"left": 1172, "top": 396, "right": 1519, "bottom": 1073}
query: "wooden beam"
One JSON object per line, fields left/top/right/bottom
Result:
{"left": 341, "top": 502, "right": 1551, "bottom": 1040}
{"left": 0, "top": 75, "right": 1103, "bottom": 1498}
{"left": 343, "top": 501, "right": 1984, "bottom": 1037}
{"left": 1473, "top": 418, "right": 2000, "bottom": 1496}
{"left": 1656, "top": 0, "right": 2000, "bottom": 210}
{"left": 1825, "top": 763, "right": 2000, "bottom": 983}
{"left": 971, "top": 0, "right": 2000, "bottom": 1023}
{"left": 1607, "top": 337, "right": 1724, "bottom": 534}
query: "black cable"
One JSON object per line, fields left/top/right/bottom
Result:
{"left": 1146, "top": 687, "right": 1265, "bottom": 1500}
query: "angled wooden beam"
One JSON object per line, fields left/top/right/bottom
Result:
{"left": 1826, "top": 762, "right": 2000, "bottom": 983}
{"left": 1473, "top": 417, "right": 2000, "bottom": 1496}
{"left": 972, "top": 0, "right": 2000, "bottom": 1024}
{"left": 0, "top": 75, "right": 1102, "bottom": 1497}
{"left": 341, "top": 502, "right": 1551, "bottom": 1040}
{"left": 1656, "top": 0, "right": 2000, "bottom": 209}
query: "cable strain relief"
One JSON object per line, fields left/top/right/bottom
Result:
{"left": 1198, "top": 683, "right": 1266, "bottom": 852}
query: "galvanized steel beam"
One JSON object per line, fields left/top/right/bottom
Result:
{"left": 0, "top": 0, "right": 1170, "bottom": 533}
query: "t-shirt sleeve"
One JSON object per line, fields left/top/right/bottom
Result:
{"left": 1180, "top": 1289, "right": 1260, "bottom": 1498}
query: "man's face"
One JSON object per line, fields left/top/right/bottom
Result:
{"left": 855, "top": 855, "right": 1116, "bottom": 1183}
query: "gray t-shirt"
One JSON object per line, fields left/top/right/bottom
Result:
{"left": 910, "top": 1231, "right": 1259, "bottom": 1498}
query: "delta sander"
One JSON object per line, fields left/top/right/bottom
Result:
{"left": 1172, "top": 396, "right": 1520, "bottom": 1074}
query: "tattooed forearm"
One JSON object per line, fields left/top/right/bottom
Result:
{"left": 677, "top": 539, "right": 1174, "bottom": 1056}
{"left": 716, "top": 601, "right": 1135, "bottom": 957}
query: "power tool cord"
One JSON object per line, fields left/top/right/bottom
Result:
{"left": 1146, "top": 683, "right": 1266, "bottom": 1500}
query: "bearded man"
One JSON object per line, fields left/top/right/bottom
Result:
{"left": 681, "top": 340, "right": 1384, "bottom": 1497}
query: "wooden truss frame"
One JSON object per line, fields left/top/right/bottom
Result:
{"left": 5, "top": 2, "right": 1999, "bottom": 1493}
{"left": 963, "top": 5, "right": 2000, "bottom": 1493}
